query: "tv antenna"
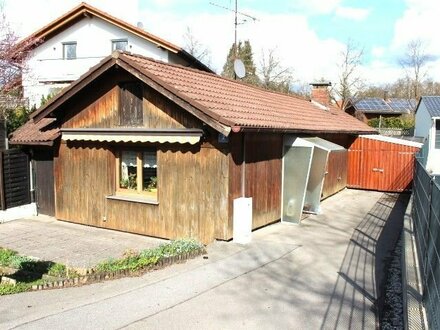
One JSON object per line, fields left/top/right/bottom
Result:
{"left": 210, "top": 0, "right": 258, "bottom": 79}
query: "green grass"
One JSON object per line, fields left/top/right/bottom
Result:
{"left": 0, "top": 239, "right": 204, "bottom": 295}
{"left": 0, "top": 248, "right": 78, "bottom": 295}
{"left": 95, "top": 238, "right": 204, "bottom": 274}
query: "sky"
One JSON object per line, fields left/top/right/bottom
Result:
{"left": 3, "top": 0, "right": 440, "bottom": 88}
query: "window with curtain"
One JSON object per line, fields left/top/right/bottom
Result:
{"left": 117, "top": 150, "right": 157, "bottom": 200}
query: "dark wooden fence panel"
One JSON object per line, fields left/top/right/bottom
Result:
{"left": 0, "top": 119, "right": 6, "bottom": 151}
{"left": 0, "top": 149, "right": 30, "bottom": 210}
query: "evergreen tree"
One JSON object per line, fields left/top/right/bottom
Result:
{"left": 221, "top": 40, "right": 260, "bottom": 86}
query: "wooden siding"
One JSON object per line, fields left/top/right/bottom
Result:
{"left": 322, "top": 150, "right": 347, "bottom": 199}
{"left": 63, "top": 71, "right": 202, "bottom": 130}
{"left": 33, "top": 148, "right": 55, "bottom": 216}
{"left": 55, "top": 141, "right": 228, "bottom": 244}
{"left": 119, "top": 82, "right": 143, "bottom": 126}
{"left": 227, "top": 133, "right": 282, "bottom": 236}
{"left": 348, "top": 137, "right": 420, "bottom": 192}
{"left": 316, "top": 133, "right": 357, "bottom": 149}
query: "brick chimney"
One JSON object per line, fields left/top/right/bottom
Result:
{"left": 310, "top": 81, "right": 332, "bottom": 107}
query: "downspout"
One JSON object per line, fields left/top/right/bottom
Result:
{"left": 241, "top": 132, "right": 246, "bottom": 197}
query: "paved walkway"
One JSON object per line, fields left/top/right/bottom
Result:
{"left": 0, "top": 189, "right": 409, "bottom": 329}
{"left": 0, "top": 216, "right": 165, "bottom": 268}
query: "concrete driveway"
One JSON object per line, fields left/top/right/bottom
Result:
{"left": 0, "top": 216, "right": 165, "bottom": 268}
{"left": 0, "top": 189, "right": 409, "bottom": 329}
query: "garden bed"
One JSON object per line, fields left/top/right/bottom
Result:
{"left": 0, "top": 239, "right": 206, "bottom": 295}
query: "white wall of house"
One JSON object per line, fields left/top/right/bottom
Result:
{"left": 415, "top": 102, "right": 431, "bottom": 140}
{"left": 426, "top": 117, "right": 440, "bottom": 175}
{"left": 23, "top": 16, "right": 174, "bottom": 108}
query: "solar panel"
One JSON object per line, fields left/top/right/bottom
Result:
{"left": 354, "top": 98, "right": 389, "bottom": 111}
{"left": 387, "top": 98, "right": 415, "bottom": 112}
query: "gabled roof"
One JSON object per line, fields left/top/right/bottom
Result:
{"left": 17, "top": 2, "right": 211, "bottom": 72}
{"left": 419, "top": 96, "right": 440, "bottom": 117}
{"left": 348, "top": 97, "right": 416, "bottom": 115}
{"left": 10, "top": 52, "right": 375, "bottom": 145}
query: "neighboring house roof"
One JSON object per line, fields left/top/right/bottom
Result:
{"left": 16, "top": 2, "right": 211, "bottom": 72}
{"left": 348, "top": 97, "right": 416, "bottom": 115}
{"left": 10, "top": 52, "right": 375, "bottom": 145}
{"left": 419, "top": 96, "right": 440, "bottom": 117}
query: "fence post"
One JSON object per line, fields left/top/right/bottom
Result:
{"left": 422, "top": 179, "right": 433, "bottom": 287}
{"left": 0, "top": 151, "right": 5, "bottom": 210}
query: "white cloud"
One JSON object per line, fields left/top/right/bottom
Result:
{"left": 138, "top": 8, "right": 346, "bottom": 83}
{"left": 392, "top": 0, "right": 440, "bottom": 54}
{"left": 335, "top": 7, "right": 370, "bottom": 21}
{"left": 289, "top": 0, "right": 342, "bottom": 15}
{"left": 371, "top": 47, "right": 385, "bottom": 58}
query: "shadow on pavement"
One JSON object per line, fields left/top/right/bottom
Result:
{"left": 320, "top": 192, "right": 410, "bottom": 329}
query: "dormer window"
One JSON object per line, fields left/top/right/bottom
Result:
{"left": 112, "top": 39, "right": 128, "bottom": 52}
{"left": 63, "top": 42, "right": 77, "bottom": 60}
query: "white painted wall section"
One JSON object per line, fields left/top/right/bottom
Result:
{"left": 23, "top": 16, "right": 174, "bottom": 108}
{"left": 426, "top": 117, "right": 440, "bottom": 175}
{"left": 415, "top": 102, "right": 431, "bottom": 140}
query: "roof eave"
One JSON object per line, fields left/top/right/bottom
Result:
{"left": 9, "top": 140, "right": 55, "bottom": 146}
{"left": 16, "top": 3, "right": 181, "bottom": 55}
{"left": 231, "top": 126, "right": 376, "bottom": 135}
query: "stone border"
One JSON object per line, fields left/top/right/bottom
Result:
{"left": 29, "top": 249, "right": 206, "bottom": 291}
{"left": 402, "top": 196, "right": 428, "bottom": 329}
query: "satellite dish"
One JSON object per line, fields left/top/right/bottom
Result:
{"left": 233, "top": 59, "right": 246, "bottom": 79}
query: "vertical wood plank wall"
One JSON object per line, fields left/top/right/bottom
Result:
{"left": 348, "top": 137, "right": 420, "bottom": 192}
{"left": 322, "top": 150, "right": 348, "bottom": 199}
{"left": 228, "top": 133, "right": 282, "bottom": 235}
{"left": 55, "top": 74, "right": 229, "bottom": 244}
{"left": 55, "top": 142, "right": 229, "bottom": 244}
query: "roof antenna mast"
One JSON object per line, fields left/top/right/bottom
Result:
{"left": 210, "top": 0, "right": 257, "bottom": 79}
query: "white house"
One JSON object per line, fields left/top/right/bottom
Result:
{"left": 415, "top": 96, "right": 440, "bottom": 174}
{"left": 19, "top": 2, "right": 210, "bottom": 108}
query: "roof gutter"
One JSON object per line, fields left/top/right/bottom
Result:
{"left": 231, "top": 126, "right": 376, "bottom": 135}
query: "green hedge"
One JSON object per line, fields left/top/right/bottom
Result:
{"left": 368, "top": 116, "right": 415, "bottom": 129}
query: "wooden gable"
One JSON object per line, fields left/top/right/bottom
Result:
{"left": 61, "top": 68, "right": 203, "bottom": 131}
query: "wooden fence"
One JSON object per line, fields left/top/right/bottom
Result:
{"left": 348, "top": 136, "right": 420, "bottom": 192}
{"left": 0, "top": 149, "right": 31, "bottom": 210}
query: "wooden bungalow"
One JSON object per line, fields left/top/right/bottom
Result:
{"left": 10, "top": 52, "right": 375, "bottom": 243}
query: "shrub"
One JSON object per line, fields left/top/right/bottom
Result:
{"left": 95, "top": 239, "right": 204, "bottom": 274}
{"left": 368, "top": 116, "right": 415, "bottom": 129}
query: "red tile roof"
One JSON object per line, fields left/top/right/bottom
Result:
{"left": 123, "top": 53, "right": 375, "bottom": 134}
{"left": 9, "top": 118, "right": 59, "bottom": 145}
{"left": 11, "top": 52, "right": 375, "bottom": 145}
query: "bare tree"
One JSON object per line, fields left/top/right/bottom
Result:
{"left": 0, "top": 6, "right": 39, "bottom": 132}
{"left": 182, "top": 27, "right": 211, "bottom": 67}
{"left": 400, "top": 39, "right": 434, "bottom": 99}
{"left": 333, "top": 40, "right": 364, "bottom": 110}
{"left": 259, "top": 48, "right": 293, "bottom": 93}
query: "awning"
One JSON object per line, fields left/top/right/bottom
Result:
{"left": 61, "top": 128, "right": 203, "bottom": 145}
